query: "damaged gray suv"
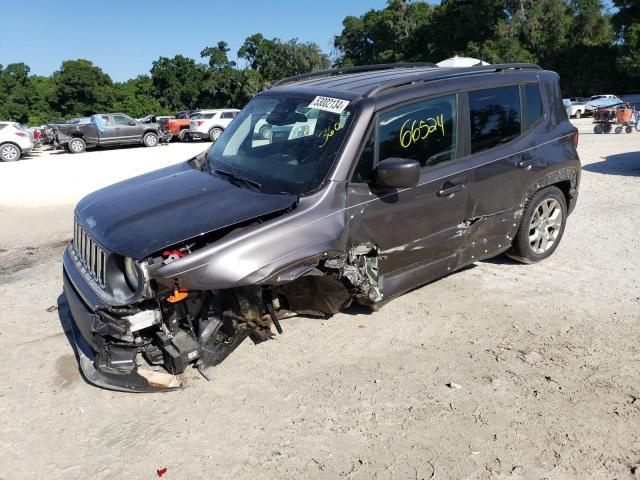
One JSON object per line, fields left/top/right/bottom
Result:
{"left": 62, "top": 63, "right": 580, "bottom": 391}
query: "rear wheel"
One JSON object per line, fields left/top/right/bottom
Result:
{"left": 143, "top": 132, "right": 158, "bottom": 147}
{"left": 603, "top": 123, "right": 612, "bottom": 134}
{"left": 575, "top": 110, "right": 582, "bottom": 119}
{"left": 0, "top": 143, "right": 21, "bottom": 162}
{"left": 178, "top": 130, "right": 190, "bottom": 142}
{"left": 68, "top": 137, "right": 86, "bottom": 154}
{"left": 209, "top": 127, "right": 223, "bottom": 142}
{"left": 626, "top": 125, "right": 633, "bottom": 134}
{"left": 506, "top": 186, "right": 567, "bottom": 264}
{"left": 593, "top": 124, "right": 602, "bottom": 134}
{"left": 615, "top": 126, "right": 623, "bottom": 134}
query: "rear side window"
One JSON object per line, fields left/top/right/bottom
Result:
{"left": 200, "top": 113, "right": 215, "bottom": 119}
{"left": 469, "top": 86, "right": 521, "bottom": 153}
{"left": 378, "top": 95, "right": 457, "bottom": 168}
{"left": 524, "top": 83, "right": 543, "bottom": 127}
{"left": 221, "top": 111, "right": 237, "bottom": 119}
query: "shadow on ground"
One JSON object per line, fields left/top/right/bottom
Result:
{"left": 582, "top": 152, "right": 640, "bottom": 177}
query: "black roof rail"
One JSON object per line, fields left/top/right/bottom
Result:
{"left": 272, "top": 62, "right": 438, "bottom": 87}
{"left": 366, "top": 63, "right": 542, "bottom": 97}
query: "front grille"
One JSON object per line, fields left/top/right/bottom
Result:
{"left": 73, "top": 220, "right": 106, "bottom": 288}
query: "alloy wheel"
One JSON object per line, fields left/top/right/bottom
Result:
{"left": 528, "top": 198, "right": 563, "bottom": 254}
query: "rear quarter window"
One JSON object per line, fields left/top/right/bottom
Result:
{"left": 524, "top": 83, "right": 543, "bottom": 128}
{"left": 469, "top": 86, "right": 521, "bottom": 154}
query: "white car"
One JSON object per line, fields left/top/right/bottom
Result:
{"left": 188, "top": 109, "right": 240, "bottom": 142}
{"left": 0, "top": 122, "right": 34, "bottom": 162}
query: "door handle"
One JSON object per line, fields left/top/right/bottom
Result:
{"left": 517, "top": 154, "right": 535, "bottom": 169}
{"left": 437, "top": 181, "right": 465, "bottom": 197}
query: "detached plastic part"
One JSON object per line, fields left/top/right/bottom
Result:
{"left": 68, "top": 312, "right": 181, "bottom": 393}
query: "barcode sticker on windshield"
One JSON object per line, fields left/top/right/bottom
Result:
{"left": 307, "top": 96, "right": 350, "bottom": 114}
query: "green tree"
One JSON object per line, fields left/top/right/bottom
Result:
{"left": 613, "top": 0, "right": 640, "bottom": 76}
{"left": 113, "top": 75, "right": 167, "bottom": 118}
{"left": 150, "top": 55, "right": 208, "bottom": 111}
{"left": 52, "top": 59, "right": 114, "bottom": 117}
{"left": 0, "top": 63, "right": 32, "bottom": 122}
{"left": 239, "top": 34, "right": 330, "bottom": 83}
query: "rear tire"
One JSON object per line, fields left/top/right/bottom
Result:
{"left": 575, "top": 110, "right": 582, "bottom": 119}
{"left": 615, "top": 126, "right": 623, "bottom": 134}
{"left": 178, "top": 130, "right": 190, "bottom": 142}
{"left": 506, "top": 186, "right": 567, "bottom": 264}
{"left": 626, "top": 125, "right": 633, "bottom": 134}
{"left": 593, "top": 124, "right": 602, "bottom": 134}
{"left": 68, "top": 137, "right": 86, "bottom": 154}
{"left": 143, "top": 132, "right": 159, "bottom": 147}
{"left": 603, "top": 123, "right": 612, "bottom": 134}
{"left": 0, "top": 142, "right": 21, "bottom": 162}
{"left": 209, "top": 127, "right": 223, "bottom": 142}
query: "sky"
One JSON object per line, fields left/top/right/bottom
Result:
{"left": 0, "top": 0, "right": 396, "bottom": 82}
{"left": 1, "top": 0, "right": 615, "bottom": 82}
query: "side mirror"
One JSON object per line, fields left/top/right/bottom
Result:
{"left": 375, "top": 157, "right": 420, "bottom": 189}
{"left": 128, "top": 120, "right": 137, "bottom": 126}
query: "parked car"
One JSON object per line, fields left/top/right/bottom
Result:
{"left": 156, "top": 112, "right": 196, "bottom": 142}
{"left": 563, "top": 98, "right": 587, "bottom": 118}
{"left": 188, "top": 109, "right": 240, "bottom": 141}
{"left": 50, "top": 113, "right": 168, "bottom": 153}
{"left": 0, "top": 122, "right": 34, "bottom": 161}
{"left": 62, "top": 63, "right": 580, "bottom": 391}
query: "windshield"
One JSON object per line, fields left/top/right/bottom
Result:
{"left": 207, "top": 93, "right": 354, "bottom": 195}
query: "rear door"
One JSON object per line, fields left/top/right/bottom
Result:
{"left": 459, "top": 84, "right": 536, "bottom": 262}
{"left": 346, "top": 93, "right": 472, "bottom": 297}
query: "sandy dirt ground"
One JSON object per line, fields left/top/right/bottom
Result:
{"left": 0, "top": 121, "right": 639, "bottom": 479}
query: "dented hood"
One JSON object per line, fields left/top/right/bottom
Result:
{"left": 75, "top": 161, "right": 296, "bottom": 259}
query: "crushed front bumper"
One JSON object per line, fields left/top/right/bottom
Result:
{"left": 62, "top": 247, "right": 179, "bottom": 392}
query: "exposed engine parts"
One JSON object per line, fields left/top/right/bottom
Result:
{"left": 87, "top": 244, "right": 383, "bottom": 388}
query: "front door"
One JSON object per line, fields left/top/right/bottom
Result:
{"left": 346, "top": 93, "right": 471, "bottom": 298}
{"left": 111, "top": 114, "right": 141, "bottom": 144}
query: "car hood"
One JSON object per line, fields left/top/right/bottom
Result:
{"left": 75, "top": 161, "right": 297, "bottom": 259}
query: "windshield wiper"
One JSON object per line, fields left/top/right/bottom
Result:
{"left": 214, "top": 168, "right": 263, "bottom": 191}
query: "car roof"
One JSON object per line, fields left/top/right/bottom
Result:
{"left": 269, "top": 63, "right": 543, "bottom": 99}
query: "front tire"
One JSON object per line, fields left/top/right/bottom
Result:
{"left": 0, "top": 142, "right": 21, "bottom": 162}
{"left": 574, "top": 110, "right": 582, "bottom": 119}
{"left": 68, "top": 137, "right": 86, "bottom": 154}
{"left": 209, "top": 127, "right": 223, "bottom": 142}
{"left": 593, "top": 124, "right": 602, "bottom": 134}
{"left": 506, "top": 186, "right": 567, "bottom": 264}
{"left": 143, "top": 132, "right": 159, "bottom": 147}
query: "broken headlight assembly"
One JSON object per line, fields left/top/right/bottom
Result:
{"left": 107, "top": 256, "right": 152, "bottom": 302}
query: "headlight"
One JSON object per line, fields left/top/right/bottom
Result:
{"left": 124, "top": 257, "right": 142, "bottom": 291}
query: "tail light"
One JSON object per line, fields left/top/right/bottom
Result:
{"left": 572, "top": 131, "right": 579, "bottom": 148}
{"left": 196, "top": 120, "right": 204, "bottom": 126}
{"left": 14, "top": 132, "right": 28, "bottom": 138}
{"left": 34, "top": 130, "right": 41, "bottom": 140}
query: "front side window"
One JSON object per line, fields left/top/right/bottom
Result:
{"left": 113, "top": 114, "right": 132, "bottom": 126}
{"left": 208, "top": 94, "right": 354, "bottom": 195}
{"left": 378, "top": 95, "right": 457, "bottom": 168}
{"left": 469, "top": 86, "right": 521, "bottom": 154}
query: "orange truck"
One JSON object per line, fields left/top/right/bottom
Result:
{"left": 158, "top": 111, "right": 195, "bottom": 141}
